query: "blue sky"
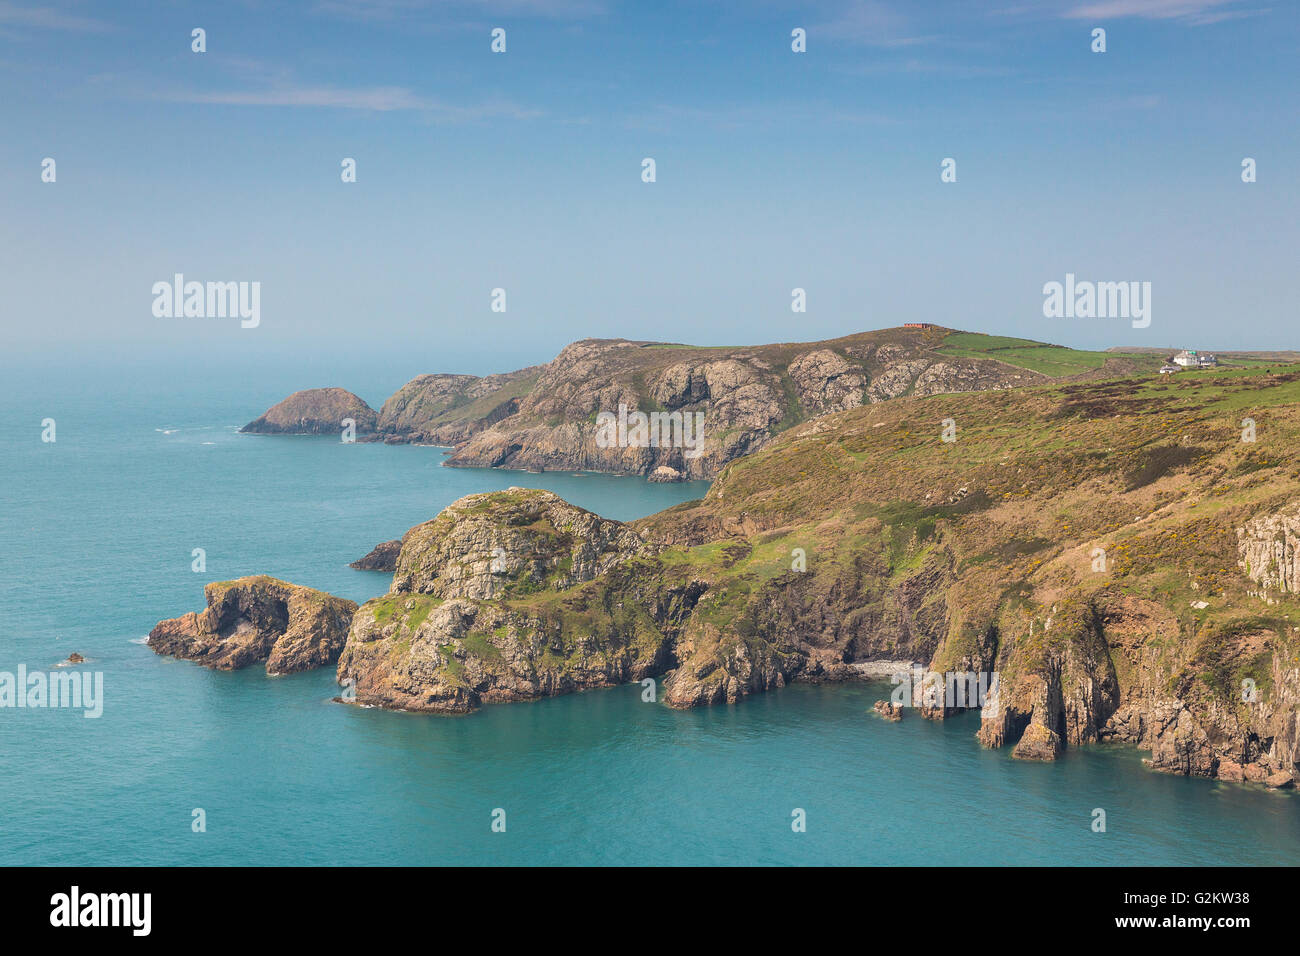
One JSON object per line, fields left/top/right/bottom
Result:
{"left": 2, "top": 0, "right": 1297, "bottom": 380}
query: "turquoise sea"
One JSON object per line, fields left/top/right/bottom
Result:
{"left": 2, "top": 360, "right": 1297, "bottom": 866}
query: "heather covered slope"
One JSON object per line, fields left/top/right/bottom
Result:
{"left": 337, "top": 363, "right": 1300, "bottom": 784}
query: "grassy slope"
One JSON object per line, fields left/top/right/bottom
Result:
{"left": 936, "top": 331, "right": 1156, "bottom": 377}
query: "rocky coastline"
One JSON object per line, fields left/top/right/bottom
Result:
{"left": 156, "top": 349, "right": 1300, "bottom": 789}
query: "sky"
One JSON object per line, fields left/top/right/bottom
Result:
{"left": 1, "top": 0, "right": 1296, "bottom": 384}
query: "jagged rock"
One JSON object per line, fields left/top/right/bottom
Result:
{"left": 874, "top": 699, "right": 903, "bottom": 721}
{"left": 1265, "top": 771, "right": 1295, "bottom": 789}
{"left": 148, "top": 576, "right": 357, "bottom": 674}
{"left": 349, "top": 539, "right": 402, "bottom": 571}
{"left": 1012, "top": 722, "right": 1061, "bottom": 760}
{"left": 390, "top": 488, "right": 648, "bottom": 600}
{"left": 66, "top": 653, "right": 85, "bottom": 664}
{"left": 788, "top": 349, "right": 867, "bottom": 415}
{"left": 648, "top": 465, "right": 685, "bottom": 483}
{"left": 336, "top": 490, "right": 700, "bottom": 713}
{"left": 1238, "top": 500, "right": 1300, "bottom": 594}
{"left": 373, "top": 367, "right": 543, "bottom": 445}
{"left": 661, "top": 619, "right": 788, "bottom": 707}
{"left": 241, "top": 388, "right": 376, "bottom": 435}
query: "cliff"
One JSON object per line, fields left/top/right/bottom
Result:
{"left": 334, "top": 489, "right": 679, "bottom": 712}
{"left": 336, "top": 362, "right": 1300, "bottom": 786}
{"left": 246, "top": 328, "right": 1159, "bottom": 478}
{"left": 148, "top": 576, "right": 357, "bottom": 674}
{"left": 372, "top": 366, "right": 545, "bottom": 445}
{"left": 241, "top": 388, "right": 377, "bottom": 435}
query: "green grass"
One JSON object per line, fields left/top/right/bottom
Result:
{"left": 936, "top": 332, "right": 1121, "bottom": 377}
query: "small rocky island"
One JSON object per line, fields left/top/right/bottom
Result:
{"left": 240, "top": 387, "right": 377, "bottom": 436}
{"left": 148, "top": 576, "right": 357, "bottom": 674}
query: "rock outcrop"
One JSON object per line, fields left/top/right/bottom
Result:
{"left": 241, "top": 388, "right": 377, "bottom": 435}
{"left": 335, "top": 489, "right": 694, "bottom": 713}
{"left": 1238, "top": 501, "right": 1300, "bottom": 596}
{"left": 372, "top": 367, "right": 544, "bottom": 445}
{"left": 349, "top": 539, "right": 403, "bottom": 571}
{"left": 149, "top": 576, "right": 357, "bottom": 674}
{"left": 873, "top": 699, "right": 903, "bottom": 721}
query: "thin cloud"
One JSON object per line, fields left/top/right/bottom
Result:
{"left": 620, "top": 101, "right": 900, "bottom": 134}
{"left": 833, "top": 58, "right": 1015, "bottom": 78}
{"left": 1061, "top": 0, "right": 1264, "bottom": 23}
{"left": 815, "top": 0, "right": 941, "bottom": 46}
{"left": 0, "top": 1, "right": 112, "bottom": 31}
{"left": 312, "top": 0, "right": 606, "bottom": 21}
{"left": 156, "top": 83, "right": 543, "bottom": 119}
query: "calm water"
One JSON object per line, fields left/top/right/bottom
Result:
{"left": 1, "top": 363, "right": 1297, "bottom": 865}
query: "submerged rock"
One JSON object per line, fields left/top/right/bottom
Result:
{"left": 148, "top": 576, "right": 357, "bottom": 675}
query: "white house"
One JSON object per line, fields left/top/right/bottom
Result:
{"left": 1172, "top": 350, "right": 1199, "bottom": 368}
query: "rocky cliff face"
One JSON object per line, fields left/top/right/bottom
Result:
{"left": 335, "top": 490, "right": 694, "bottom": 713}
{"left": 1238, "top": 501, "right": 1300, "bottom": 597}
{"left": 441, "top": 332, "right": 1047, "bottom": 479}
{"left": 245, "top": 328, "right": 1151, "bottom": 478}
{"left": 149, "top": 576, "right": 357, "bottom": 674}
{"left": 331, "top": 364, "right": 1300, "bottom": 787}
{"left": 241, "top": 388, "right": 377, "bottom": 435}
{"left": 372, "top": 367, "right": 544, "bottom": 445}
